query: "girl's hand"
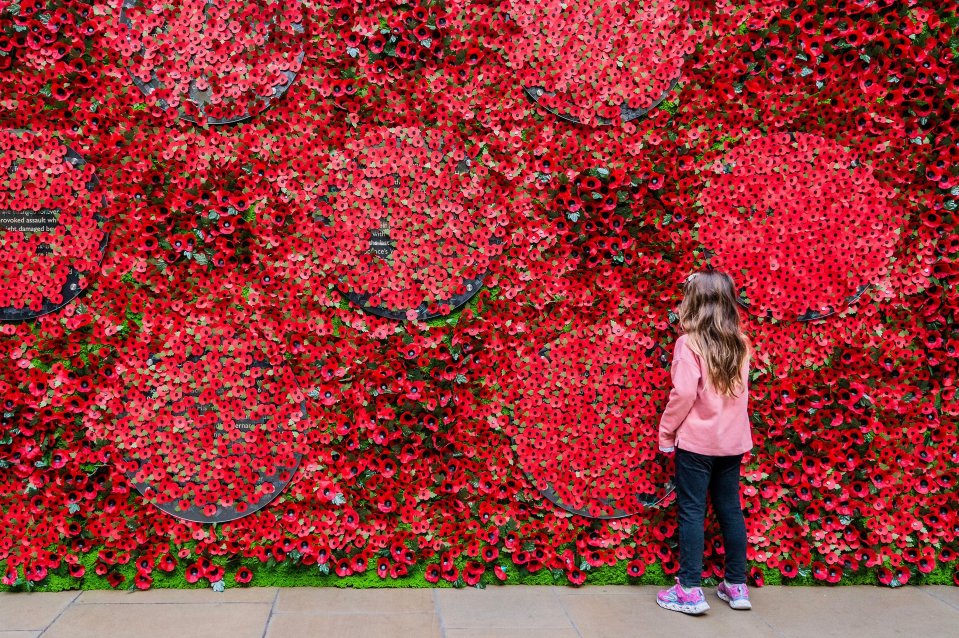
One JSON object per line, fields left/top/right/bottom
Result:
{"left": 659, "top": 446, "right": 675, "bottom": 453}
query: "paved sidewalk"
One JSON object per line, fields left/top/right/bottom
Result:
{"left": 1, "top": 585, "right": 958, "bottom": 638}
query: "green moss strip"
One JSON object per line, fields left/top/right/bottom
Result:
{"left": 5, "top": 557, "right": 954, "bottom": 593}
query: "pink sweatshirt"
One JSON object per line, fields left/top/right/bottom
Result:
{"left": 658, "top": 334, "right": 753, "bottom": 457}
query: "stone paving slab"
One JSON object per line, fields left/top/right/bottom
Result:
{"left": 42, "top": 602, "right": 271, "bottom": 638}
{"left": 924, "top": 585, "right": 959, "bottom": 611}
{"left": 752, "top": 586, "right": 959, "bottom": 638}
{"left": 266, "top": 611, "right": 442, "bottom": 638}
{"left": 435, "top": 587, "right": 574, "bottom": 630}
{"left": 275, "top": 587, "right": 432, "bottom": 614}
{"left": 558, "top": 588, "right": 778, "bottom": 638}
{"left": 77, "top": 587, "right": 278, "bottom": 605}
{"left": 0, "top": 592, "right": 77, "bottom": 631}
{"left": 443, "top": 629, "right": 582, "bottom": 638}
{"left": 2, "top": 585, "right": 958, "bottom": 638}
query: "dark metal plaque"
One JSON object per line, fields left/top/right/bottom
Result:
{"left": 119, "top": 0, "right": 305, "bottom": 125}
{"left": 0, "top": 130, "right": 108, "bottom": 322}
{"left": 124, "top": 351, "right": 306, "bottom": 524}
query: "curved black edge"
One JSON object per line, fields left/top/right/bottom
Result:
{"left": 119, "top": 0, "right": 305, "bottom": 125}
{"left": 730, "top": 282, "right": 871, "bottom": 323}
{"left": 796, "top": 284, "right": 871, "bottom": 321}
{"left": 524, "top": 72, "right": 681, "bottom": 126}
{"left": 0, "top": 132, "right": 109, "bottom": 322}
{"left": 696, "top": 255, "right": 872, "bottom": 323}
{"left": 123, "top": 350, "right": 307, "bottom": 524}
{"left": 533, "top": 477, "right": 676, "bottom": 520}
{"left": 127, "top": 456, "right": 301, "bottom": 524}
{"left": 340, "top": 271, "right": 488, "bottom": 322}
{"left": 512, "top": 339, "right": 675, "bottom": 519}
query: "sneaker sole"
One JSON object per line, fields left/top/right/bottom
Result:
{"left": 717, "top": 589, "right": 752, "bottom": 610}
{"left": 657, "top": 599, "right": 710, "bottom": 615}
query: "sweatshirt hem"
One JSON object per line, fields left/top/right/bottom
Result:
{"left": 676, "top": 443, "right": 753, "bottom": 457}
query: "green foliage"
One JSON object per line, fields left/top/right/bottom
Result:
{"left": 6, "top": 553, "right": 953, "bottom": 592}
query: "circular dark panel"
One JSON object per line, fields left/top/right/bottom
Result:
{"left": 118, "top": 0, "right": 305, "bottom": 125}
{"left": 506, "top": 0, "right": 690, "bottom": 125}
{"left": 323, "top": 125, "right": 506, "bottom": 321}
{"left": 696, "top": 132, "right": 900, "bottom": 321}
{"left": 513, "top": 322, "right": 673, "bottom": 518}
{"left": 0, "top": 129, "right": 107, "bottom": 322}
{"left": 116, "top": 323, "right": 307, "bottom": 523}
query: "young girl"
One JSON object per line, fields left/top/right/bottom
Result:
{"left": 655, "top": 270, "right": 753, "bottom": 615}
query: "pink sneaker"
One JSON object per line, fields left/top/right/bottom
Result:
{"left": 717, "top": 580, "right": 752, "bottom": 610}
{"left": 657, "top": 578, "right": 710, "bottom": 615}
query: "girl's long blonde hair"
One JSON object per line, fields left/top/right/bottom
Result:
{"left": 678, "top": 270, "right": 750, "bottom": 396}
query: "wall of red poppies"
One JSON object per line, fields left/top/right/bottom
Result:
{"left": 1, "top": 0, "right": 958, "bottom": 590}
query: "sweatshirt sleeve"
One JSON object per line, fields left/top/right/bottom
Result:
{"left": 658, "top": 338, "right": 702, "bottom": 449}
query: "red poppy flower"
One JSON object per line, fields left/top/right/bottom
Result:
{"left": 152, "top": 553, "right": 175, "bottom": 572}
{"left": 566, "top": 568, "right": 587, "bottom": 586}
{"left": 134, "top": 573, "right": 153, "bottom": 590}
{"left": 106, "top": 572, "right": 126, "bottom": 588}
{"left": 779, "top": 560, "right": 799, "bottom": 579}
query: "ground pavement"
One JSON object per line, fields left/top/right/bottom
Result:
{"left": 1, "top": 585, "right": 957, "bottom": 637}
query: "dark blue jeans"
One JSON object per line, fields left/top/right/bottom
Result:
{"left": 675, "top": 448, "right": 747, "bottom": 588}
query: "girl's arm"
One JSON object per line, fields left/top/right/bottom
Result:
{"left": 658, "top": 339, "right": 701, "bottom": 450}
